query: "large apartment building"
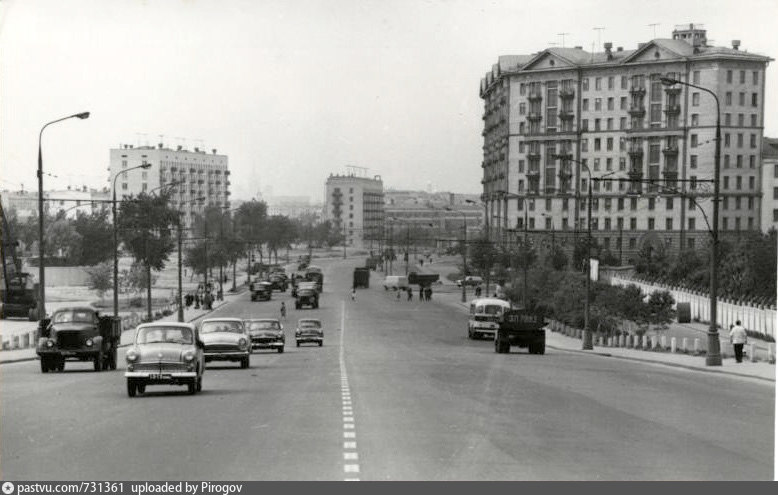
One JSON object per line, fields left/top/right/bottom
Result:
{"left": 480, "top": 24, "right": 772, "bottom": 262}
{"left": 108, "top": 143, "right": 230, "bottom": 230}
{"left": 760, "top": 137, "right": 778, "bottom": 232}
{"left": 324, "top": 174, "right": 384, "bottom": 250}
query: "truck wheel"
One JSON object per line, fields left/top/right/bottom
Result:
{"left": 296, "top": 341, "right": 300, "bottom": 347}
{"left": 127, "top": 380, "right": 137, "bottom": 397}
{"left": 318, "top": 341, "right": 323, "bottom": 347}
{"left": 295, "top": 303, "right": 301, "bottom": 309}
{"left": 57, "top": 360, "right": 65, "bottom": 372}
{"left": 109, "top": 349, "right": 118, "bottom": 370}
{"left": 196, "top": 375, "right": 202, "bottom": 392}
{"left": 240, "top": 356, "right": 249, "bottom": 369}
{"left": 40, "top": 359, "right": 49, "bottom": 373}
{"left": 314, "top": 301, "right": 319, "bottom": 309}
{"left": 28, "top": 307, "right": 39, "bottom": 321}
{"left": 187, "top": 379, "right": 196, "bottom": 395}
{"left": 278, "top": 346, "right": 284, "bottom": 354}
{"left": 538, "top": 343, "right": 546, "bottom": 355}
{"left": 94, "top": 353, "right": 103, "bottom": 371}
{"left": 137, "top": 383, "right": 146, "bottom": 394}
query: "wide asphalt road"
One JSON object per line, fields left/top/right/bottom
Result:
{"left": 1, "top": 257, "right": 774, "bottom": 480}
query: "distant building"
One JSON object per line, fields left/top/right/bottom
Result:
{"left": 1, "top": 186, "right": 110, "bottom": 221}
{"left": 0, "top": 190, "right": 39, "bottom": 220}
{"left": 324, "top": 174, "right": 384, "bottom": 249}
{"left": 481, "top": 24, "right": 772, "bottom": 262}
{"left": 264, "top": 195, "right": 321, "bottom": 219}
{"left": 383, "top": 189, "right": 484, "bottom": 243}
{"left": 761, "top": 137, "right": 778, "bottom": 232}
{"left": 109, "top": 142, "right": 230, "bottom": 231}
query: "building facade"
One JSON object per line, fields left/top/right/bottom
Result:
{"left": 324, "top": 174, "right": 384, "bottom": 249}
{"left": 760, "top": 137, "right": 778, "bottom": 232}
{"left": 109, "top": 143, "right": 230, "bottom": 230}
{"left": 480, "top": 24, "right": 772, "bottom": 263}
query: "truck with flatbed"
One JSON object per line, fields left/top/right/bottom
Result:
{"left": 294, "top": 281, "right": 319, "bottom": 309}
{"left": 494, "top": 308, "right": 546, "bottom": 355}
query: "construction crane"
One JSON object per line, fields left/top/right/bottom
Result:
{"left": 0, "top": 194, "right": 39, "bottom": 320}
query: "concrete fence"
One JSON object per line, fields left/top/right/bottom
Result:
{"left": 610, "top": 275, "right": 776, "bottom": 340}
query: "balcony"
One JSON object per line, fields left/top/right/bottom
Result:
{"left": 526, "top": 168, "right": 541, "bottom": 176}
{"left": 528, "top": 91, "right": 543, "bottom": 101}
{"left": 527, "top": 152, "right": 541, "bottom": 160}
{"left": 629, "top": 86, "right": 646, "bottom": 96}
{"left": 663, "top": 169, "right": 678, "bottom": 181}
{"left": 627, "top": 147, "right": 644, "bottom": 157}
{"left": 664, "top": 104, "right": 681, "bottom": 115}
{"left": 664, "top": 86, "right": 682, "bottom": 96}
{"left": 662, "top": 145, "right": 679, "bottom": 155}
{"left": 628, "top": 105, "right": 646, "bottom": 117}
{"left": 559, "top": 110, "right": 575, "bottom": 120}
{"left": 527, "top": 112, "right": 543, "bottom": 122}
{"left": 560, "top": 87, "right": 575, "bottom": 99}
{"left": 556, "top": 152, "right": 573, "bottom": 161}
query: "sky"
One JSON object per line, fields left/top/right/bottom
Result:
{"left": 1, "top": 0, "right": 777, "bottom": 202}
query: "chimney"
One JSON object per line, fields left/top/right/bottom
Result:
{"left": 194, "top": 147, "right": 199, "bottom": 152}
{"left": 604, "top": 42, "right": 613, "bottom": 60}
{"left": 732, "top": 40, "right": 740, "bottom": 50}
{"left": 158, "top": 143, "right": 163, "bottom": 149}
{"left": 177, "top": 145, "right": 182, "bottom": 151}
{"left": 212, "top": 149, "right": 217, "bottom": 154}
{"left": 617, "top": 46, "right": 623, "bottom": 52}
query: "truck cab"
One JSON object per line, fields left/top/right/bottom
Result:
{"left": 494, "top": 308, "right": 546, "bottom": 355}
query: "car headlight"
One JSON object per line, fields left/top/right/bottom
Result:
{"left": 85, "top": 338, "right": 93, "bottom": 347}
{"left": 46, "top": 339, "right": 55, "bottom": 348}
{"left": 126, "top": 349, "right": 139, "bottom": 362}
{"left": 238, "top": 338, "right": 248, "bottom": 349}
{"left": 277, "top": 332, "right": 284, "bottom": 338}
{"left": 182, "top": 350, "right": 195, "bottom": 361}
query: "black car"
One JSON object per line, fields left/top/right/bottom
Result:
{"left": 250, "top": 282, "right": 273, "bottom": 301}
{"left": 269, "top": 273, "right": 288, "bottom": 292}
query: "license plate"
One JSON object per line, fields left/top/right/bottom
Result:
{"left": 148, "top": 374, "right": 170, "bottom": 380}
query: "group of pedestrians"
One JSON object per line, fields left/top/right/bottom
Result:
{"left": 389, "top": 286, "right": 433, "bottom": 302}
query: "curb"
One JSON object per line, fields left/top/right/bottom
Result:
{"left": 547, "top": 344, "right": 776, "bottom": 383}
{"left": 0, "top": 290, "right": 248, "bottom": 366}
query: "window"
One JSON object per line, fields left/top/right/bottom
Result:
{"left": 141, "top": 171, "right": 148, "bottom": 179}
{"left": 724, "top": 155, "right": 730, "bottom": 168}
{"left": 737, "top": 133, "right": 743, "bottom": 148}
{"left": 648, "top": 197, "right": 655, "bottom": 210}
{"left": 738, "top": 114, "right": 744, "bottom": 126}
{"left": 142, "top": 183, "right": 148, "bottom": 191}
{"left": 562, "top": 198, "right": 569, "bottom": 211}
{"left": 690, "top": 134, "right": 698, "bottom": 148}
{"left": 519, "top": 102, "right": 526, "bottom": 115}
{"left": 349, "top": 187, "right": 353, "bottom": 193}
{"left": 629, "top": 237, "right": 637, "bottom": 248}
{"left": 608, "top": 76, "right": 614, "bottom": 90}
{"left": 582, "top": 99, "right": 589, "bottom": 111}
{"left": 752, "top": 93, "right": 758, "bottom": 107}
{"left": 619, "top": 157, "right": 626, "bottom": 170}
{"left": 618, "top": 198, "right": 624, "bottom": 210}
{"left": 726, "top": 70, "right": 733, "bottom": 83}
{"left": 738, "top": 92, "right": 745, "bottom": 106}
{"left": 121, "top": 160, "right": 128, "bottom": 168}
{"left": 750, "top": 134, "right": 757, "bottom": 148}
{"left": 690, "top": 175, "right": 697, "bottom": 189}
{"left": 666, "top": 218, "right": 673, "bottom": 231}
{"left": 620, "top": 97, "right": 627, "bottom": 110}
{"left": 581, "top": 119, "right": 589, "bottom": 131}
{"left": 621, "top": 76, "right": 628, "bottom": 89}
{"left": 726, "top": 92, "right": 732, "bottom": 105}
{"left": 595, "top": 98, "right": 602, "bottom": 111}
{"left": 595, "top": 77, "right": 602, "bottom": 90}
{"left": 750, "top": 155, "right": 756, "bottom": 168}
{"left": 723, "top": 176, "right": 729, "bottom": 189}
{"left": 630, "top": 198, "right": 637, "bottom": 210}
{"left": 689, "top": 218, "right": 696, "bottom": 230}
{"left": 648, "top": 218, "right": 655, "bottom": 230}
{"left": 582, "top": 139, "right": 588, "bottom": 152}
{"left": 690, "top": 155, "right": 697, "bottom": 169}
{"left": 753, "top": 71, "right": 759, "bottom": 85}
{"left": 751, "top": 114, "right": 757, "bottom": 127}
{"left": 606, "top": 118, "right": 613, "bottom": 130}
{"left": 606, "top": 157, "right": 613, "bottom": 170}
{"left": 740, "top": 70, "right": 746, "bottom": 84}
{"left": 692, "top": 93, "right": 700, "bottom": 106}
{"left": 520, "top": 83, "right": 526, "bottom": 95}
{"left": 594, "top": 118, "right": 601, "bottom": 131}
{"left": 582, "top": 78, "right": 589, "bottom": 91}
{"left": 122, "top": 183, "right": 128, "bottom": 190}
{"left": 607, "top": 97, "right": 614, "bottom": 110}
{"left": 737, "top": 155, "right": 743, "bottom": 168}
{"left": 736, "top": 176, "right": 742, "bottom": 190}
{"left": 620, "top": 117, "right": 627, "bottom": 130}
{"left": 725, "top": 134, "right": 731, "bottom": 147}
{"left": 725, "top": 113, "right": 731, "bottom": 125}
{"left": 594, "top": 138, "right": 601, "bottom": 151}
{"left": 689, "top": 198, "right": 695, "bottom": 210}
{"left": 593, "top": 158, "right": 600, "bottom": 171}
{"left": 691, "top": 114, "right": 699, "bottom": 126}
{"left": 666, "top": 198, "right": 674, "bottom": 210}
{"left": 692, "top": 71, "right": 700, "bottom": 84}
{"left": 630, "top": 218, "right": 637, "bottom": 230}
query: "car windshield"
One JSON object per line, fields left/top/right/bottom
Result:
{"left": 52, "top": 310, "right": 95, "bottom": 324}
{"left": 481, "top": 305, "right": 505, "bottom": 315}
{"left": 299, "top": 320, "right": 321, "bottom": 329}
{"left": 136, "top": 326, "right": 193, "bottom": 344}
{"left": 248, "top": 321, "right": 280, "bottom": 331}
{"left": 200, "top": 321, "right": 244, "bottom": 334}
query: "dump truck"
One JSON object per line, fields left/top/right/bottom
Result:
{"left": 494, "top": 308, "right": 546, "bottom": 354}
{"left": 353, "top": 267, "right": 370, "bottom": 288}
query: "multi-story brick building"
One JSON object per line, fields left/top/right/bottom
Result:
{"left": 324, "top": 173, "right": 384, "bottom": 249}
{"left": 109, "top": 143, "right": 230, "bottom": 230}
{"left": 480, "top": 24, "right": 772, "bottom": 263}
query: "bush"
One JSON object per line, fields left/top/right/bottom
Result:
{"left": 162, "top": 309, "right": 173, "bottom": 317}
{"left": 129, "top": 297, "right": 144, "bottom": 308}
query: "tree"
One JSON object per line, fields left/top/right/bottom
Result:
{"left": 645, "top": 290, "right": 676, "bottom": 334}
{"left": 45, "top": 217, "right": 82, "bottom": 261}
{"left": 85, "top": 261, "right": 112, "bottom": 301}
{"left": 634, "top": 242, "right": 670, "bottom": 278}
{"left": 469, "top": 236, "right": 498, "bottom": 280}
{"left": 72, "top": 209, "right": 113, "bottom": 265}
{"left": 125, "top": 261, "right": 158, "bottom": 294}
{"left": 546, "top": 244, "right": 568, "bottom": 271}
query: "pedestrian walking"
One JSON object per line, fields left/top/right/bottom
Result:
{"left": 280, "top": 301, "right": 287, "bottom": 320}
{"left": 407, "top": 287, "right": 413, "bottom": 301}
{"left": 729, "top": 320, "right": 747, "bottom": 363}
{"left": 351, "top": 287, "right": 356, "bottom": 301}
{"left": 419, "top": 286, "right": 424, "bottom": 301}
{"left": 425, "top": 286, "right": 432, "bottom": 301}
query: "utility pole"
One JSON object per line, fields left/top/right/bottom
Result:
{"left": 343, "top": 221, "right": 347, "bottom": 259}
{"left": 177, "top": 220, "right": 184, "bottom": 322}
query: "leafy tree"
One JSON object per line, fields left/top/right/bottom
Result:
{"left": 645, "top": 290, "right": 676, "bottom": 334}
{"left": 546, "top": 244, "right": 568, "bottom": 271}
{"left": 572, "top": 236, "right": 600, "bottom": 272}
{"left": 85, "top": 261, "right": 112, "bottom": 300}
{"left": 469, "top": 236, "right": 498, "bottom": 281}
{"left": 45, "top": 217, "right": 82, "bottom": 260}
{"left": 72, "top": 210, "right": 113, "bottom": 265}
{"left": 125, "top": 261, "right": 158, "bottom": 294}
{"left": 634, "top": 242, "right": 670, "bottom": 278}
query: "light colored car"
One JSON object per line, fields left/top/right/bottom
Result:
{"left": 199, "top": 318, "right": 251, "bottom": 368}
{"left": 295, "top": 318, "right": 323, "bottom": 347}
{"left": 245, "top": 318, "right": 285, "bottom": 353}
{"left": 124, "top": 322, "right": 204, "bottom": 397}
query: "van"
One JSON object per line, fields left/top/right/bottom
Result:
{"left": 383, "top": 275, "right": 409, "bottom": 291}
{"left": 468, "top": 297, "right": 511, "bottom": 340}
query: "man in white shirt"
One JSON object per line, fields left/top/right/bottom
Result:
{"left": 729, "top": 320, "right": 747, "bottom": 363}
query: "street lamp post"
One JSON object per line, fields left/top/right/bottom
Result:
{"left": 496, "top": 192, "right": 529, "bottom": 309}
{"left": 37, "top": 112, "right": 90, "bottom": 319}
{"left": 661, "top": 76, "right": 722, "bottom": 366}
{"left": 111, "top": 163, "right": 151, "bottom": 318}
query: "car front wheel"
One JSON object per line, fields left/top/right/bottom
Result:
{"left": 278, "top": 346, "right": 284, "bottom": 354}
{"left": 240, "top": 356, "right": 249, "bottom": 369}
{"left": 127, "top": 379, "right": 137, "bottom": 397}
{"left": 94, "top": 353, "right": 103, "bottom": 371}
{"left": 187, "top": 379, "right": 196, "bottom": 395}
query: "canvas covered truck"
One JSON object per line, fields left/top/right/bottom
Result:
{"left": 494, "top": 309, "right": 546, "bottom": 355}
{"left": 353, "top": 267, "right": 370, "bottom": 288}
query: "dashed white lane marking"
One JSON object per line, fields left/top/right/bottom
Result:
{"left": 340, "top": 300, "right": 360, "bottom": 480}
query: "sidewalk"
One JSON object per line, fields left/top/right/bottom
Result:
{"left": 430, "top": 283, "right": 776, "bottom": 384}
